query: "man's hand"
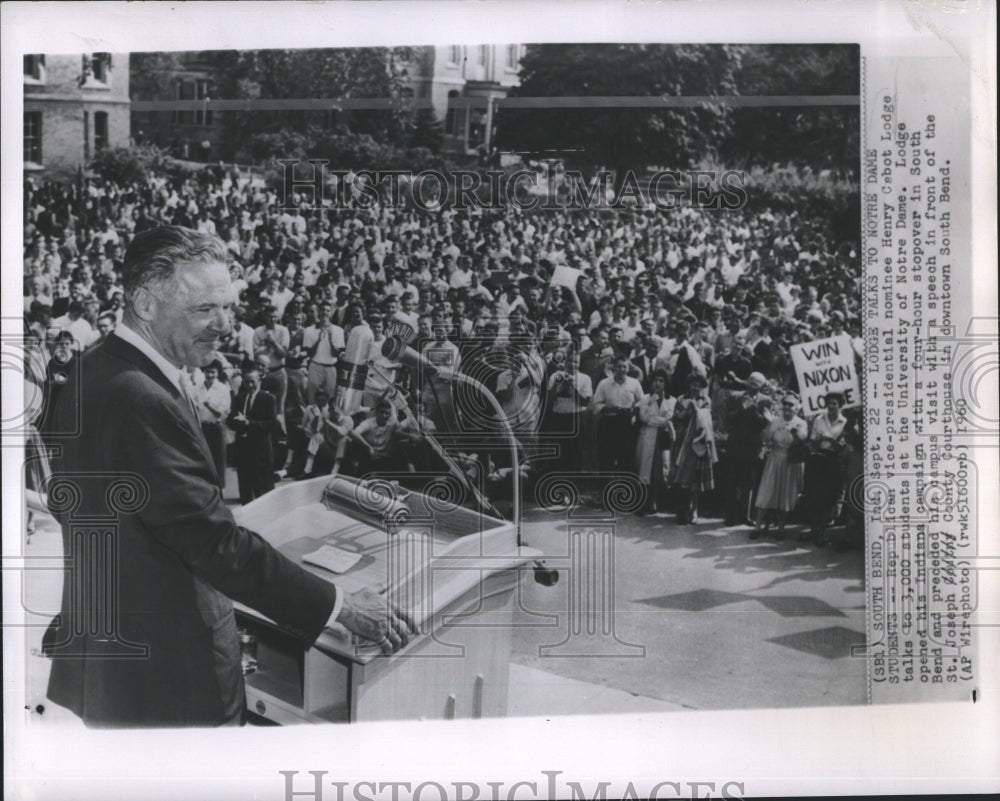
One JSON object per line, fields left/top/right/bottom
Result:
{"left": 336, "top": 586, "right": 415, "bottom": 655}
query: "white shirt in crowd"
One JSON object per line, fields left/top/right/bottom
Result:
{"left": 230, "top": 322, "right": 255, "bottom": 361}
{"left": 591, "top": 374, "right": 644, "bottom": 415}
{"left": 53, "top": 315, "right": 97, "bottom": 350}
{"left": 195, "top": 378, "right": 232, "bottom": 424}
{"left": 302, "top": 324, "right": 346, "bottom": 365}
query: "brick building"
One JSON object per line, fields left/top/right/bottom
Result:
{"left": 23, "top": 53, "right": 131, "bottom": 178}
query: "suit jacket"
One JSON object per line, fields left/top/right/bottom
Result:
{"left": 44, "top": 333, "right": 336, "bottom": 727}
{"left": 228, "top": 387, "right": 277, "bottom": 470}
{"left": 51, "top": 296, "right": 70, "bottom": 319}
{"left": 751, "top": 339, "right": 773, "bottom": 374}
{"left": 631, "top": 354, "right": 670, "bottom": 392}
{"left": 727, "top": 399, "right": 770, "bottom": 461}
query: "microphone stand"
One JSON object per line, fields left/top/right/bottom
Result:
{"left": 365, "top": 360, "right": 508, "bottom": 531}
{"left": 448, "top": 368, "right": 523, "bottom": 549}
{"left": 374, "top": 340, "right": 557, "bottom": 585}
{"left": 450, "top": 364, "right": 557, "bottom": 586}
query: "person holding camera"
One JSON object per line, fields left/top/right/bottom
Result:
{"left": 545, "top": 347, "right": 593, "bottom": 471}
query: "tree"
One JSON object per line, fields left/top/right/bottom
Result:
{"left": 496, "top": 44, "right": 860, "bottom": 180}
{"left": 90, "top": 145, "right": 169, "bottom": 185}
{"left": 208, "top": 48, "right": 411, "bottom": 159}
{"left": 407, "top": 108, "right": 444, "bottom": 153}
{"left": 722, "top": 45, "right": 860, "bottom": 175}
{"left": 495, "top": 44, "right": 742, "bottom": 183}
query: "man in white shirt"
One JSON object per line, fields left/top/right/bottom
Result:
{"left": 52, "top": 300, "right": 98, "bottom": 351}
{"left": 448, "top": 255, "right": 473, "bottom": 289}
{"left": 592, "top": 354, "right": 644, "bottom": 472}
{"left": 253, "top": 304, "right": 291, "bottom": 414}
{"left": 546, "top": 348, "right": 593, "bottom": 470}
{"left": 227, "top": 306, "right": 255, "bottom": 363}
{"left": 302, "top": 302, "right": 345, "bottom": 405}
{"left": 261, "top": 277, "right": 295, "bottom": 319}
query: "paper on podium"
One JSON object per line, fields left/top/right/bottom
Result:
{"left": 302, "top": 543, "right": 364, "bottom": 574}
{"left": 245, "top": 501, "right": 444, "bottom": 599}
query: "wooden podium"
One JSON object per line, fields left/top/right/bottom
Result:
{"left": 232, "top": 475, "right": 536, "bottom": 724}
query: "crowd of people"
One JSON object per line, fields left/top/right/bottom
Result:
{"left": 23, "top": 163, "right": 865, "bottom": 549}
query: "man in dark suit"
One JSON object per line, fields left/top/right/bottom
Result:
{"left": 43, "top": 226, "right": 412, "bottom": 728}
{"left": 722, "top": 373, "right": 771, "bottom": 526}
{"left": 228, "top": 365, "right": 277, "bottom": 504}
{"left": 631, "top": 336, "right": 669, "bottom": 393}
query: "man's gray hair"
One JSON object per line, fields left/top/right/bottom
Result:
{"left": 122, "top": 226, "right": 229, "bottom": 298}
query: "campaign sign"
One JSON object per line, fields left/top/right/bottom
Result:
{"left": 550, "top": 264, "right": 582, "bottom": 289}
{"left": 790, "top": 334, "right": 861, "bottom": 414}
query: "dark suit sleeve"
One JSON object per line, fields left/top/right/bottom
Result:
{"left": 751, "top": 342, "right": 773, "bottom": 373}
{"left": 246, "top": 390, "right": 276, "bottom": 432}
{"left": 226, "top": 393, "right": 246, "bottom": 431}
{"left": 121, "top": 392, "right": 336, "bottom": 643}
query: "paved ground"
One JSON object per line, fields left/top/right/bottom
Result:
{"left": 512, "top": 507, "right": 866, "bottom": 712}
{"left": 20, "top": 469, "right": 865, "bottom": 725}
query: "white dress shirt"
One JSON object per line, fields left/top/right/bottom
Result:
{"left": 592, "top": 375, "right": 644, "bottom": 414}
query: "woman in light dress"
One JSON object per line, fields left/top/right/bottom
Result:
{"left": 803, "top": 390, "right": 849, "bottom": 545}
{"left": 753, "top": 393, "right": 807, "bottom": 540}
{"left": 635, "top": 370, "right": 675, "bottom": 515}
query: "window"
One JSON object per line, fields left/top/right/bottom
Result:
{"left": 81, "top": 53, "right": 112, "bottom": 86}
{"left": 448, "top": 45, "right": 461, "bottom": 65}
{"left": 92, "top": 53, "right": 111, "bottom": 82}
{"left": 478, "top": 45, "right": 488, "bottom": 65}
{"left": 445, "top": 90, "right": 460, "bottom": 135}
{"left": 506, "top": 45, "right": 518, "bottom": 70}
{"left": 24, "top": 112, "right": 42, "bottom": 165}
{"left": 173, "top": 79, "right": 195, "bottom": 125}
{"left": 24, "top": 54, "right": 45, "bottom": 82}
{"left": 94, "top": 111, "right": 109, "bottom": 151}
{"left": 174, "top": 79, "right": 214, "bottom": 126}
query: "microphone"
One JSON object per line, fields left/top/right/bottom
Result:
{"left": 382, "top": 335, "right": 442, "bottom": 379}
